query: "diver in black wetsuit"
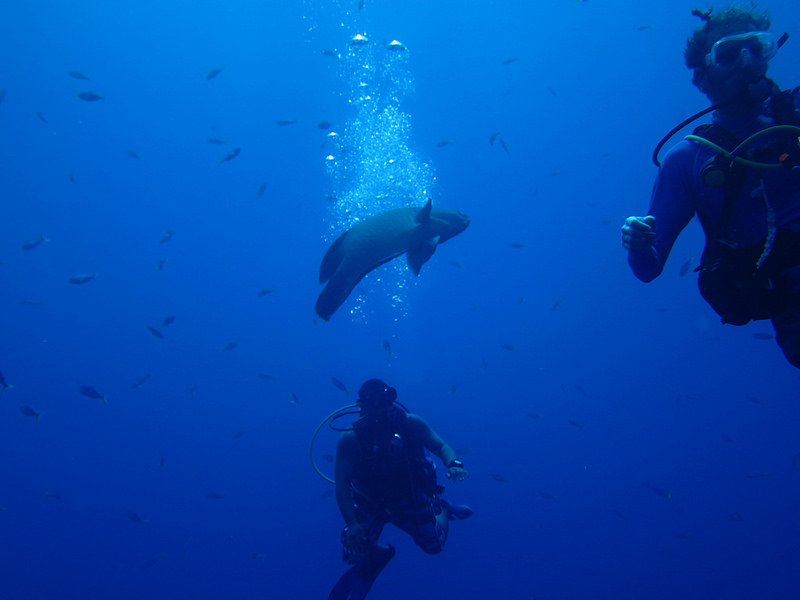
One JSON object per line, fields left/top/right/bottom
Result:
{"left": 329, "top": 379, "right": 471, "bottom": 600}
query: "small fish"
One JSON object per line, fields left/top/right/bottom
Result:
{"left": 43, "top": 492, "right": 61, "bottom": 500}
{"left": 189, "top": 384, "right": 197, "bottom": 396}
{"left": 679, "top": 257, "right": 693, "bottom": 277}
{"left": 317, "top": 120, "right": 332, "bottom": 130}
{"left": 720, "top": 433, "right": 735, "bottom": 443}
{"left": 68, "top": 70, "right": 90, "bottom": 80}
{"left": 0, "top": 89, "right": 5, "bottom": 104}
{"left": 321, "top": 454, "right": 335, "bottom": 463}
{"left": 233, "top": 429, "right": 245, "bottom": 439}
{"left": 68, "top": 172, "right": 75, "bottom": 183}
{"left": 218, "top": 147, "right": 240, "bottom": 165}
{"left": 252, "top": 553, "right": 267, "bottom": 560}
{"left": 508, "top": 242, "right": 527, "bottom": 249}
{"left": 637, "top": 25, "right": 652, "bottom": 31}
{"left": 745, "top": 471, "right": 771, "bottom": 479}
{"left": 124, "top": 149, "right": 140, "bottom": 159}
{"left": 205, "top": 492, "right": 226, "bottom": 500}
{"left": 206, "top": 137, "right": 226, "bottom": 144}
{"left": 567, "top": 419, "right": 583, "bottom": 428}
{"left": 449, "top": 260, "right": 462, "bottom": 268}
{"left": 205, "top": 67, "right": 224, "bottom": 80}
{"left": 146, "top": 326, "right": 164, "bottom": 339}
{"left": 130, "top": 374, "right": 151, "bottom": 390}
{"left": 547, "top": 86, "right": 557, "bottom": 97}
{"left": 19, "top": 405, "right": 40, "bottom": 423}
{"left": 502, "top": 57, "right": 519, "bottom": 65}
{"left": 481, "top": 357, "right": 488, "bottom": 370}
{"left": 499, "top": 344, "right": 517, "bottom": 351}
{"left": 382, "top": 339, "right": 393, "bottom": 357}
{"left": 290, "top": 391, "right": 300, "bottom": 404}
{"left": 36, "top": 111, "right": 48, "bottom": 123}
{"left": 652, "top": 487, "right": 671, "bottom": 498}
{"left": 746, "top": 395, "right": 765, "bottom": 405}
{"left": 791, "top": 452, "right": 800, "bottom": 467}
{"left": 156, "top": 258, "right": 167, "bottom": 271}
{"left": 161, "top": 315, "right": 175, "bottom": 328}
{"left": 319, "top": 489, "right": 335, "bottom": 499}
{"left": 550, "top": 298, "right": 565, "bottom": 311}
{"left": 538, "top": 491, "right": 555, "bottom": 500}
{"left": 436, "top": 140, "right": 452, "bottom": 148}
{"left": 159, "top": 454, "right": 166, "bottom": 467}
{"left": 751, "top": 332, "right": 775, "bottom": 340}
{"left": 257, "top": 373, "right": 275, "bottom": 380}
{"left": 574, "top": 384, "right": 588, "bottom": 396}
{"left": 498, "top": 137, "right": 509, "bottom": 154}
{"left": 526, "top": 412, "right": 540, "bottom": 419}
{"left": 450, "top": 385, "right": 456, "bottom": 393}
{"left": 492, "top": 473, "right": 509, "bottom": 484}
{"left": 223, "top": 342, "right": 237, "bottom": 351}
{"left": 77, "top": 91, "right": 104, "bottom": 101}
{"left": 331, "top": 377, "right": 349, "bottom": 395}
{"left": 126, "top": 510, "right": 149, "bottom": 524}
{"left": 22, "top": 234, "right": 49, "bottom": 250}
{"left": 276, "top": 119, "right": 297, "bottom": 126}
{"left": 256, "top": 182, "right": 267, "bottom": 199}
{"left": 18, "top": 300, "right": 42, "bottom": 306}
{"left": 68, "top": 273, "right": 97, "bottom": 284}
{"left": 78, "top": 385, "right": 106, "bottom": 403}
{"left": 257, "top": 287, "right": 276, "bottom": 297}
{"left": 141, "top": 553, "right": 165, "bottom": 570}
{"left": 321, "top": 49, "right": 337, "bottom": 58}
{"left": 159, "top": 230, "right": 174, "bottom": 244}
{"left": 0, "top": 371, "right": 13, "bottom": 394}
{"left": 727, "top": 512, "right": 746, "bottom": 522}
{"left": 489, "top": 132, "right": 501, "bottom": 146}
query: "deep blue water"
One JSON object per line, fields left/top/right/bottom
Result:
{"left": 2, "top": 1, "right": 799, "bottom": 598}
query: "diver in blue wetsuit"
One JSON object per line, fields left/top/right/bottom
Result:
{"left": 622, "top": 5, "right": 800, "bottom": 369}
{"left": 329, "top": 379, "right": 471, "bottom": 600}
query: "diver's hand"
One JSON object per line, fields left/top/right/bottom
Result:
{"left": 343, "top": 523, "right": 369, "bottom": 555}
{"left": 447, "top": 466, "right": 469, "bottom": 482}
{"left": 622, "top": 216, "right": 656, "bottom": 251}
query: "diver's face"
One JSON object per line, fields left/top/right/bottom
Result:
{"left": 700, "top": 31, "right": 775, "bottom": 104}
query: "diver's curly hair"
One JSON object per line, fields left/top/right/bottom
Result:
{"left": 684, "top": 3, "right": 771, "bottom": 70}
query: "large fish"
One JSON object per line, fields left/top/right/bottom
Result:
{"left": 315, "top": 199, "right": 469, "bottom": 321}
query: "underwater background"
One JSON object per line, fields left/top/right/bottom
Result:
{"left": 1, "top": 0, "right": 799, "bottom": 598}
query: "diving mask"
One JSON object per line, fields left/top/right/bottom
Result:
{"left": 705, "top": 31, "right": 779, "bottom": 70}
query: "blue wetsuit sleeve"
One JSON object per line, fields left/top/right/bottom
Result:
{"left": 628, "top": 141, "right": 699, "bottom": 282}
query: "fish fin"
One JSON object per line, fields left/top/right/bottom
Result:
{"left": 319, "top": 230, "right": 350, "bottom": 283}
{"left": 414, "top": 198, "right": 432, "bottom": 224}
{"left": 407, "top": 236, "right": 440, "bottom": 276}
{"left": 315, "top": 268, "right": 366, "bottom": 321}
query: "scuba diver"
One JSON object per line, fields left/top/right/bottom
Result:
{"left": 323, "top": 379, "right": 471, "bottom": 600}
{"left": 621, "top": 5, "right": 800, "bottom": 369}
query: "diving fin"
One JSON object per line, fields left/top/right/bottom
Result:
{"left": 329, "top": 544, "right": 395, "bottom": 600}
{"left": 441, "top": 499, "right": 474, "bottom": 520}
